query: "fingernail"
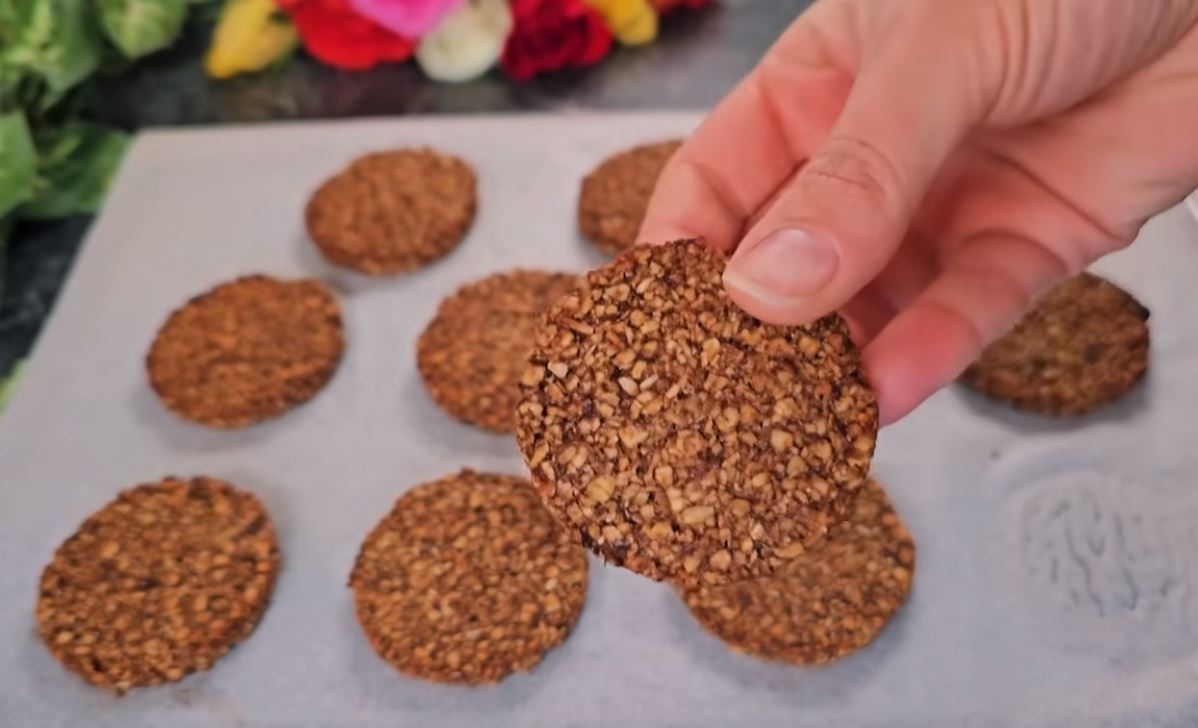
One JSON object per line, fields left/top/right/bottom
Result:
{"left": 724, "top": 228, "right": 839, "bottom": 301}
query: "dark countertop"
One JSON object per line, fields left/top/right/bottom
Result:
{"left": 0, "top": 1, "right": 810, "bottom": 378}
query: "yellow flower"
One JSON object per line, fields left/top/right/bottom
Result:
{"left": 205, "top": 0, "right": 299, "bottom": 79}
{"left": 584, "top": 0, "right": 659, "bottom": 46}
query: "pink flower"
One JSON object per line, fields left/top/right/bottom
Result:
{"left": 348, "top": 0, "right": 464, "bottom": 39}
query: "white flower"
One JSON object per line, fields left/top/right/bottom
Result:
{"left": 416, "top": 0, "right": 514, "bottom": 83}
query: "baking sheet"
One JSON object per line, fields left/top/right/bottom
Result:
{"left": 2, "top": 112, "right": 1198, "bottom": 728}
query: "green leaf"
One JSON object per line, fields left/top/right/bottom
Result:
{"left": 98, "top": 0, "right": 188, "bottom": 59}
{"left": 0, "top": 0, "right": 102, "bottom": 104}
{"left": 0, "top": 111, "right": 37, "bottom": 218}
{"left": 21, "top": 122, "right": 129, "bottom": 218}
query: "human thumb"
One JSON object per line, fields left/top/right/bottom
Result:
{"left": 723, "top": 5, "right": 989, "bottom": 325}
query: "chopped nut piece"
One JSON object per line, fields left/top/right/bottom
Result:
{"left": 774, "top": 542, "right": 806, "bottom": 559}
{"left": 769, "top": 429, "right": 794, "bottom": 452}
{"left": 586, "top": 475, "right": 616, "bottom": 503}
{"left": 709, "top": 550, "right": 732, "bottom": 570}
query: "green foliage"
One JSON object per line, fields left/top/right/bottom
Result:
{"left": 98, "top": 0, "right": 190, "bottom": 60}
{"left": 0, "top": 0, "right": 103, "bottom": 106}
{"left": 0, "top": 0, "right": 193, "bottom": 275}
{"left": 23, "top": 122, "right": 129, "bottom": 218}
{"left": 0, "top": 112, "right": 37, "bottom": 218}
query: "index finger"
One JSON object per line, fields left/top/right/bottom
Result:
{"left": 638, "top": 3, "right": 858, "bottom": 251}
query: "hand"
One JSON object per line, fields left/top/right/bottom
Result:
{"left": 640, "top": 0, "right": 1198, "bottom": 424}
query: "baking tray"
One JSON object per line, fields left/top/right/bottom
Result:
{"left": 2, "top": 113, "right": 1198, "bottom": 728}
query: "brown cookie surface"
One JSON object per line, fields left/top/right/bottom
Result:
{"left": 579, "top": 140, "right": 681, "bottom": 255}
{"left": 306, "top": 148, "right": 476, "bottom": 274}
{"left": 681, "top": 477, "right": 914, "bottom": 665}
{"left": 961, "top": 272, "right": 1150, "bottom": 415}
{"left": 350, "top": 470, "right": 589, "bottom": 684}
{"left": 417, "top": 270, "right": 579, "bottom": 432}
{"left": 147, "top": 275, "right": 344, "bottom": 428}
{"left": 37, "top": 477, "right": 280, "bottom": 693}
{"left": 516, "top": 240, "right": 878, "bottom": 587}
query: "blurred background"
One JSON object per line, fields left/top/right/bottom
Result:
{"left": 0, "top": 0, "right": 810, "bottom": 399}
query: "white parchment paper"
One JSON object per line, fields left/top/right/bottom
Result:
{"left": 2, "top": 113, "right": 1198, "bottom": 728}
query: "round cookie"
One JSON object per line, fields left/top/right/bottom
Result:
{"left": 147, "top": 274, "right": 344, "bottom": 428}
{"left": 306, "top": 148, "right": 476, "bottom": 274}
{"left": 36, "top": 477, "right": 281, "bottom": 693}
{"left": 417, "top": 270, "right": 579, "bottom": 432}
{"left": 579, "top": 140, "right": 681, "bottom": 255}
{"left": 681, "top": 477, "right": 915, "bottom": 665}
{"left": 350, "top": 470, "right": 589, "bottom": 684}
{"left": 516, "top": 239, "right": 878, "bottom": 587}
{"left": 960, "top": 272, "right": 1150, "bottom": 415}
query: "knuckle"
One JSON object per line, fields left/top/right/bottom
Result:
{"left": 799, "top": 136, "right": 909, "bottom": 215}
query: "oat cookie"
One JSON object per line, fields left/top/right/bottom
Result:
{"left": 579, "top": 140, "right": 681, "bottom": 255}
{"left": 516, "top": 239, "right": 878, "bottom": 587}
{"left": 681, "top": 477, "right": 914, "bottom": 665}
{"left": 306, "top": 148, "right": 476, "bottom": 274}
{"left": 350, "top": 470, "right": 589, "bottom": 684}
{"left": 147, "top": 275, "right": 344, "bottom": 428}
{"left": 37, "top": 477, "right": 280, "bottom": 693}
{"left": 418, "top": 270, "right": 579, "bottom": 432}
{"left": 961, "top": 272, "right": 1150, "bottom": 415}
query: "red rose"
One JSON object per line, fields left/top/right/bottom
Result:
{"left": 501, "top": 0, "right": 613, "bottom": 82}
{"left": 651, "top": 0, "right": 708, "bottom": 13}
{"left": 276, "top": 0, "right": 415, "bottom": 70}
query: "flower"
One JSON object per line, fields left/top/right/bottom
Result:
{"left": 349, "top": 0, "right": 464, "bottom": 39}
{"left": 205, "top": 0, "right": 299, "bottom": 79}
{"left": 651, "top": 0, "right": 707, "bottom": 13}
{"left": 501, "top": 0, "right": 612, "bottom": 82}
{"left": 584, "top": 0, "right": 657, "bottom": 45}
{"left": 416, "top": 0, "right": 513, "bottom": 83}
{"left": 276, "top": 0, "right": 414, "bottom": 70}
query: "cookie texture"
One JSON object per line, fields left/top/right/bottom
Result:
{"left": 682, "top": 477, "right": 914, "bottom": 665}
{"left": 306, "top": 148, "right": 476, "bottom": 274}
{"left": 961, "top": 272, "right": 1150, "bottom": 415}
{"left": 579, "top": 140, "right": 681, "bottom": 255}
{"left": 418, "top": 270, "right": 579, "bottom": 432}
{"left": 147, "top": 275, "right": 344, "bottom": 428}
{"left": 36, "top": 477, "right": 280, "bottom": 693}
{"left": 350, "top": 470, "right": 589, "bottom": 684}
{"left": 516, "top": 239, "right": 878, "bottom": 587}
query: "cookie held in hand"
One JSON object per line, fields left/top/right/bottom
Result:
{"left": 516, "top": 239, "right": 878, "bottom": 587}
